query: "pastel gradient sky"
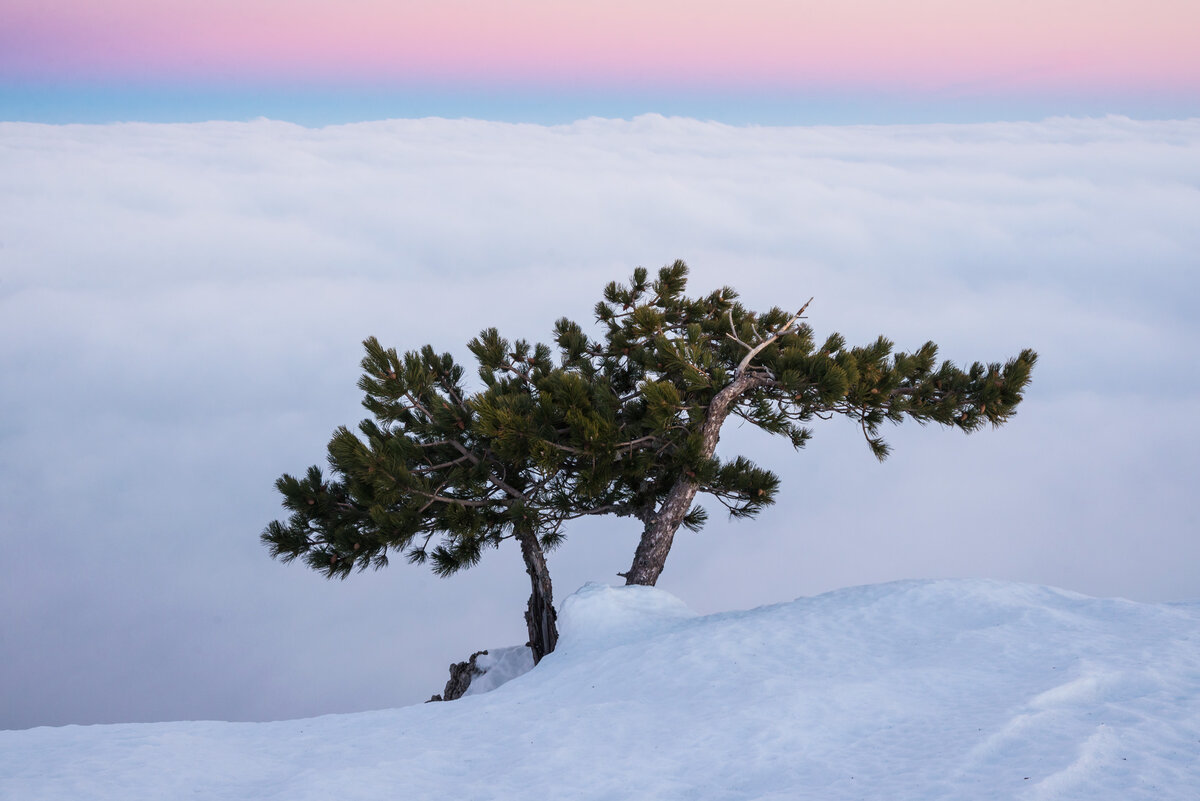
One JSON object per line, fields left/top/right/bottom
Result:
{"left": 3, "top": 2, "right": 1199, "bottom": 129}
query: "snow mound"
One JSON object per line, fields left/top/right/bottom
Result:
{"left": 463, "top": 583, "right": 696, "bottom": 695}
{"left": 556, "top": 581, "right": 698, "bottom": 650}
{"left": 3, "top": 578, "right": 1199, "bottom": 800}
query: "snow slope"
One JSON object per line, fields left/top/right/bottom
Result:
{"left": 3, "top": 579, "right": 1198, "bottom": 800}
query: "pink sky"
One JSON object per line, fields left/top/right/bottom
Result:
{"left": 4, "top": 0, "right": 1199, "bottom": 93}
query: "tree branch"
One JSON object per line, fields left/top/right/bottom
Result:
{"left": 560, "top": 502, "right": 636, "bottom": 520}
{"left": 725, "top": 308, "right": 750, "bottom": 349}
{"left": 446, "top": 440, "right": 529, "bottom": 501}
{"left": 733, "top": 299, "right": 812, "bottom": 376}
{"left": 411, "top": 454, "right": 474, "bottom": 474}
{"left": 407, "top": 486, "right": 496, "bottom": 508}
{"left": 404, "top": 391, "right": 434, "bottom": 420}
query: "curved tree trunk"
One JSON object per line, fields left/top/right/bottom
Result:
{"left": 624, "top": 371, "right": 765, "bottom": 586}
{"left": 515, "top": 524, "right": 558, "bottom": 663}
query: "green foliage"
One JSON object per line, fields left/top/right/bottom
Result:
{"left": 264, "top": 259, "right": 1035, "bottom": 586}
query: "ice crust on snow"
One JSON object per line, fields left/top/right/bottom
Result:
{"left": 3, "top": 578, "right": 1199, "bottom": 800}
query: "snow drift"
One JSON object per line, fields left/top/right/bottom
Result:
{"left": 3, "top": 578, "right": 1198, "bottom": 800}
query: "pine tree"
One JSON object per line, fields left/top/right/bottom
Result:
{"left": 263, "top": 260, "right": 1036, "bottom": 663}
{"left": 262, "top": 336, "right": 631, "bottom": 662}
{"left": 549, "top": 261, "right": 1037, "bottom": 585}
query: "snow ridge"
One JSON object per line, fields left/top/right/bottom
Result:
{"left": 3, "top": 578, "right": 1197, "bottom": 800}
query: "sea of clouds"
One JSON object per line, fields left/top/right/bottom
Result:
{"left": 1, "top": 114, "right": 1197, "bottom": 730}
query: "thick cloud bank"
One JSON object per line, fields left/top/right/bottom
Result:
{"left": 3, "top": 580, "right": 1198, "bottom": 799}
{"left": 1, "top": 115, "right": 1197, "bottom": 729}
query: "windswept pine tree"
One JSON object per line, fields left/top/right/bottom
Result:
{"left": 263, "top": 260, "right": 1036, "bottom": 664}
{"left": 549, "top": 262, "right": 1037, "bottom": 585}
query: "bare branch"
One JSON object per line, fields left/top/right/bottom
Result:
{"left": 734, "top": 298, "right": 813, "bottom": 376}
{"left": 407, "top": 486, "right": 496, "bottom": 508}
{"left": 411, "top": 454, "right": 473, "bottom": 474}
{"left": 560, "top": 502, "right": 636, "bottom": 520}
{"left": 725, "top": 308, "right": 750, "bottom": 350}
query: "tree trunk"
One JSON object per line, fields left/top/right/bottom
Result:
{"left": 624, "top": 371, "right": 765, "bottom": 586}
{"left": 515, "top": 524, "right": 558, "bottom": 663}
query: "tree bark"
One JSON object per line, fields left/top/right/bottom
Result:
{"left": 426, "top": 650, "right": 488, "bottom": 702}
{"left": 515, "top": 523, "right": 558, "bottom": 663}
{"left": 624, "top": 370, "right": 766, "bottom": 586}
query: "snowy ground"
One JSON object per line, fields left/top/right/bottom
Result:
{"left": 3, "top": 579, "right": 1198, "bottom": 800}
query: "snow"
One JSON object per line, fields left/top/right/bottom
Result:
{"left": 3, "top": 579, "right": 1198, "bottom": 800}
{"left": 556, "top": 581, "right": 699, "bottom": 651}
{"left": 460, "top": 646, "right": 534, "bottom": 698}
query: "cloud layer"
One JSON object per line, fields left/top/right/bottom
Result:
{"left": 1, "top": 115, "right": 1197, "bottom": 730}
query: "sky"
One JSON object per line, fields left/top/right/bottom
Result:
{"left": 3, "top": 0, "right": 1199, "bottom": 123}
{"left": 1, "top": 114, "right": 1198, "bottom": 731}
